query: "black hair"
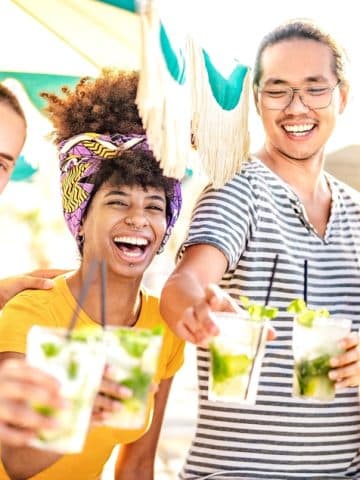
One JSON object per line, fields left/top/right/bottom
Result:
{"left": 253, "top": 20, "right": 348, "bottom": 87}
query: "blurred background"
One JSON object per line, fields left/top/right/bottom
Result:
{"left": 0, "top": 1, "right": 359, "bottom": 478}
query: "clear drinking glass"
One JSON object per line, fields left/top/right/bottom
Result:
{"left": 26, "top": 325, "right": 105, "bottom": 453}
{"left": 208, "top": 312, "right": 268, "bottom": 405}
{"left": 292, "top": 316, "right": 351, "bottom": 401}
{"left": 101, "top": 325, "right": 163, "bottom": 429}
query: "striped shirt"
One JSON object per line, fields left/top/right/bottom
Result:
{"left": 179, "top": 158, "right": 360, "bottom": 480}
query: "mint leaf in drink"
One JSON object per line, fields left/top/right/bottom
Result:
{"left": 67, "top": 358, "right": 79, "bottom": 379}
{"left": 239, "top": 296, "right": 251, "bottom": 309}
{"left": 115, "top": 328, "right": 154, "bottom": 358}
{"left": 70, "top": 327, "right": 103, "bottom": 342}
{"left": 302, "top": 376, "right": 333, "bottom": 398}
{"left": 121, "top": 366, "right": 152, "bottom": 401}
{"left": 150, "top": 325, "right": 164, "bottom": 336}
{"left": 287, "top": 299, "right": 330, "bottom": 327}
{"left": 287, "top": 299, "right": 307, "bottom": 314}
{"left": 295, "top": 354, "right": 332, "bottom": 396}
{"left": 239, "top": 296, "right": 278, "bottom": 321}
{"left": 41, "top": 342, "right": 61, "bottom": 357}
{"left": 122, "top": 397, "right": 142, "bottom": 413}
{"left": 210, "top": 344, "right": 252, "bottom": 383}
{"left": 296, "top": 311, "right": 316, "bottom": 327}
{"left": 33, "top": 404, "right": 56, "bottom": 417}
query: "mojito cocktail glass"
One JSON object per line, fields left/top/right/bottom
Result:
{"left": 26, "top": 325, "right": 105, "bottom": 453}
{"left": 101, "top": 325, "right": 163, "bottom": 429}
{"left": 208, "top": 312, "right": 269, "bottom": 405}
{"left": 292, "top": 316, "right": 351, "bottom": 401}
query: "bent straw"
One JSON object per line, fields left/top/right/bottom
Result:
{"left": 265, "top": 254, "right": 279, "bottom": 306}
{"left": 66, "top": 259, "right": 99, "bottom": 338}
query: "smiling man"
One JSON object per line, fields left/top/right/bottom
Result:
{"left": 0, "top": 84, "right": 26, "bottom": 193}
{"left": 160, "top": 19, "right": 360, "bottom": 479}
{"left": 0, "top": 84, "right": 55, "bottom": 308}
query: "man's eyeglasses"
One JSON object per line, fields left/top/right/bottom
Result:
{"left": 258, "top": 80, "right": 341, "bottom": 110}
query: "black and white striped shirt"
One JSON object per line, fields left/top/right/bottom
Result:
{"left": 179, "top": 158, "right": 360, "bottom": 480}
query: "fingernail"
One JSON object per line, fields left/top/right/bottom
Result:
{"left": 328, "top": 370, "right": 337, "bottom": 380}
{"left": 43, "top": 279, "right": 53, "bottom": 288}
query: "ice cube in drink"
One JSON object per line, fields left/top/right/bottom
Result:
{"left": 26, "top": 325, "right": 105, "bottom": 453}
{"left": 101, "top": 325, "right": 163, "bottom": 429}
{"left": 208, "top": 312, "right": 268, "bottom": 405}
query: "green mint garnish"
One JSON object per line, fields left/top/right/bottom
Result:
{"left": 33, "top": 404, "right": 56, "bottom": 417}
{"left": 41, "top": 342, "right": 61, "bottom": 357}
{"left": 287, "top": 299, "right": 329, "bottom": 327}
{"left": 115, "top": 327, "right": 161, "bottom": 358}
{"left": 67, "top": 358, "right": 79, "bottom": 379}
{"left": 296, "top": 354, "right": 332, "bottom": 395}
{"left": 70, "top": 327, "right": 103, "bottom": 342}
{"left": 210, "top": 344, "right": 252, "bottom": 383}
{"left": 122, "top": 397, "right": 142, "bottom": 413}
{"left": 239, "top": 296, "right": 278, "bottom": 321}
{"left": 151, "top": 325, "right": 164, "bottom": 336}
{"left": 287, "top": 298, "right": 307, "bottom": 314}
{"left": 121, "top": 366, "right": 152, "bottom": 400}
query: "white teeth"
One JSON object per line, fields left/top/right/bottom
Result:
{"left": 113, "top": 236, "right": 149, "bottom": 246}
{"left": 284, "top": 124, "right": 314, "bottom": 133}
{"left": 122, "top": 251, "right": 143, "bottom": 258}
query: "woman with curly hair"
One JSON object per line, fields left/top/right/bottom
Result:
{"left": 0, "top": 70, "right": 183, "bottom": 480}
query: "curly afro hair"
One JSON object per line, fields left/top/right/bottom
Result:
{"left": 42, "top": 69, "right": 179, "bottom": 253}
{"left": 41, "top": 69, "right": 144, "bottom": 143}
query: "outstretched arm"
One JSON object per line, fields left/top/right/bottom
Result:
{"left": 160, "top": 244, "right": 235, "bottom": 345}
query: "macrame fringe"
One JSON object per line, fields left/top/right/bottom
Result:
{"left": 136, "top": 4, "right": 191, "bottom": 180}
{"left": 188, "top": 37, "right": 251, "bottom": 188}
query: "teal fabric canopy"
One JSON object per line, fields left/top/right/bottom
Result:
{"left": 0, "top": 72, "right": 80, "bottom": 111}
{"left": 98, "top": 0, "right": 137, "bottom": 12}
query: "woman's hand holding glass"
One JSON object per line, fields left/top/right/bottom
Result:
{"left": 0, "top": 358, "right": 64, "bottom": 446}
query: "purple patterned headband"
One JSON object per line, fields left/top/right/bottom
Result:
{"left": 59, "top": 132, "right": 182, "bottom": 250}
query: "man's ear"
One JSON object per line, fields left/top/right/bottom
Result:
{"left": 339, "top": 82, "right": 350, "bottom": 114}
{"left": 253, "top": 86, "right": 260, "bottom": 115}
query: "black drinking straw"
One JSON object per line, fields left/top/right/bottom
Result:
{"left": 100, "top": 260, "right": 107, "bottom": 329}
{"left": 66, "top": 259, "right": 99, "bottom": 338}
{"left": 303, "top": 259, "right": 308, "bottom": 304}
{"left": 265, "top": 254, "right": 279, "bottom": 306}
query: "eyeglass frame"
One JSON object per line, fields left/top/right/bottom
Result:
{"left": 257, "top": 80, "right": 342, "bottom": 111}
